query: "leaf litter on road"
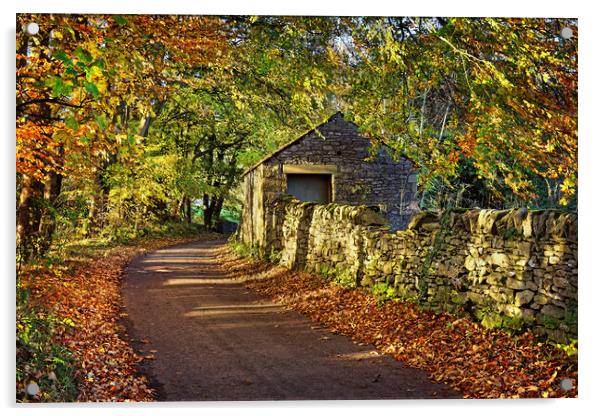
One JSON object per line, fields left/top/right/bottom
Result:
{"left": 220, "top": 245, "right": 577, "bottom": 399}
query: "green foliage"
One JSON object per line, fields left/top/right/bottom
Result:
{"left": 371, "top": 281, "right": 400, "bottom": 306}
{"left": 148, "top": 221, "right": 205, "bottom": 238}
{"left": 541, "top": 314, "right": 560, "bottom": 330}
{"left": 220, "top": 207, "right": 240, "bottom": 223}
{"left": 230, "top": 240, "right": 261, "bottom": 260}
{"left": 97, "top": 220, "right": 203, "bottom": 245}
{"left": 317, "top": 264, "right": 356, "bottom": 290}
{"left": 344, "top": 17, "right": 577, "bottom": 209}
{"left": 16, "top": 285, "right": 78, "bottom": 402}
{"left": 192, "top": 205, "right": 241, "bottom": 224}
{"left": 333, "top": 268, "right": 356, "bottom": 289}
{"left": 267, "top": 248, "right": 282, "bottom": 264}
{"left": 474, "top": 307, "right": 534, "bottom": 335}
{"left": 554, "top": 339, "right": 578, "bottom": 357}
{"left": 539, "top": 310, "right": 577, "bottom": 333}
{"left": 113, "top": 15, "right": 128, "bottom": 26}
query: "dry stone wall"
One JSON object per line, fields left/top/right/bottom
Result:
{"left": 254, "top": 196, "right": 578, "bottom": 343}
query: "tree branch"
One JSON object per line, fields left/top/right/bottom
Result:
{"left": 17, "top": 98, "right": 85, "bottom": 111}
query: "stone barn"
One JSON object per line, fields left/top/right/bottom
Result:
{"left": 238, "top": 112, "right": 418, "bottom": 247}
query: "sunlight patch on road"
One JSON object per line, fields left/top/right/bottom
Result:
{"left": 141, "top": 258, "right": 209, "bottom": 264}
{"left": 198, "top": 320, "right": 303, "bottom": 330}
{"left": 183, "top": 303, "right": 283, "bottom": 317}
{"left": 162, "top": 275, "right": 272, "bottom": 285}
{"left": 332, "top": 350, "right": 382, "bottom": 361}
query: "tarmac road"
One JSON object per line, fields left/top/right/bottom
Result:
{"left": 121, "top": 238, "right": 460, "bottom": 401}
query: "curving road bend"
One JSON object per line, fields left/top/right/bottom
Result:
{"left": 121, "top": 239, "right": 460, "bottom": 401}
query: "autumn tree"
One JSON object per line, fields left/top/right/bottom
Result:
{"left": 152, "top": 16, "right": 345, "bottom": 228}
{"left": 340, "top": 17, "right": 577, "bottom": 209}
{"left": 16, "top": 14, "right": 233, "bottom": 254}
{"left": 17, "top": 14, "right": 345, "bottom": 252}
{"left": 17, "top": 14, "right": 111, "bottom": 258}
{"left": 17, "top": 15, "right": 576, "bottom": 258}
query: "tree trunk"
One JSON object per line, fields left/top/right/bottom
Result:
{"left": 202, "top": 193, "right": 211, "bottom": 228}
{"left": 88, "top": 193, "right": 103, "bottom": 234}
{"left": 16, "top": 174, "right": 44, "bottom": 261}
{"left": 185, "top": 197, "right": 192, "bottom": 224}
{"left": 16, "top": 174, "right": 34, "bottom": 250}
{"left": 37, "top": 171, "right": 63, "bottom": 255}
{"left": 170, "top": 198, "right": 180, "bottom": 221}
{"left": 203, "top": 196, "right": 214, "bottom": 229}
{"left": 179, "top": 195, "right": 186, "bottom": 220}
{"left": 203, "top": 196, "right": 224, "bottom": 230}
{"left": 213, "top": 197, "right": 224, "bottom": 227}
{"left": 86, "top": 156, "right": 114, "bottom": 235}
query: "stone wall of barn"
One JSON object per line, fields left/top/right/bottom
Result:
{"left": 239, "top": 113, "right": 417, "bottom": 241}
{"left": 254, "top": 196, "right": 578, "bottom": 343}
{"left": 239, "top": 165, "right": 266, "bottom": 247}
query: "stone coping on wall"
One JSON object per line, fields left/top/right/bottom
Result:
{"left": 407, "top": 208, "right": 577, "bottom": 241}
{"left": 271, "top": 194, "right": 577, "bottom": 241}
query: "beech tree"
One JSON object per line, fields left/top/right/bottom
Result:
{"left": 16, "top": 14, "right": 342, "bottom": 255}
{"left": 341, "top": 17, "right": 577, "bottom": 209}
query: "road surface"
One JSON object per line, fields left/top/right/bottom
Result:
{"left": 121, "top": 239, "right": 460, "bottom": 401}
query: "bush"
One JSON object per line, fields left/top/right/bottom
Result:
{"left": 149, "top": 221, "right": 205, "bottom": 237}
{"left": 474, "top": 307, "right": 534, "bottom": 335}
{"left": 554, "top": 339, "right": 578, "bottom": 357}
{"left": 316, "top": 264, "right": 357, "bottom": 290}
{"left": 16, "top": 285, "right": 78, "bottom": 402}
{"left": 230, "top": 240, "right": 261, "bottom": 259}
{"left": 371, "top": 281, "right": 399, "bottom": 306}
{"left": 97, "top": 220, "right": 205, "bottom": 245}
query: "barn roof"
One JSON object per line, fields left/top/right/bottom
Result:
{"left": 242, "top": 111, "right": 354, "bottom": 177}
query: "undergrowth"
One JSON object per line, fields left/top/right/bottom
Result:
{"left": 16, "top": 283, "right": 78, "bottom": 402}
{"left": 230, "top": 240, "right": 261, "bottom": 259}
{"left": 317, "top": 264, "right": 356, "bottom": 289}
{"left": 50, "top": 221, "right": 205, "bottom": 262}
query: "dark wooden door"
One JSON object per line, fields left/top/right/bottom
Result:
{"left": 286, "top": 174, "right": 332, "bottom": 203}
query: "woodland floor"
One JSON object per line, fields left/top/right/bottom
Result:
{"left": 121, "top": 238, "right": 460, "bottom": 401}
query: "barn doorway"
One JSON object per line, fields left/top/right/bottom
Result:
{"left": 286, "top": 174, "right": 332, "bottom": 203}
